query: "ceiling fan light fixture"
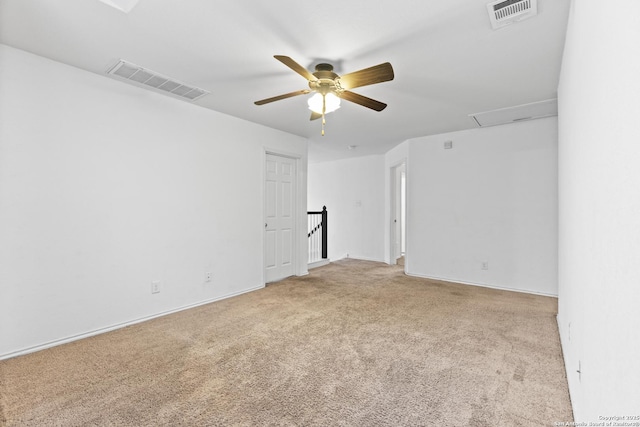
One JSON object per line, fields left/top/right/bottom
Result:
{"left": 254, "top": 56, "right": 394, "bottom": 136}
{"left": 307, "top": 93, "right": 341, "bottom": 115}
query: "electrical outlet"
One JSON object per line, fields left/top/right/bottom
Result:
{"left": 205, "top": 272, "right": 212, "bottom": 282}
{"left": 151, "top": 280, "right": 160, "bottom": 294}
{"left": 481, "top": 261, "right": 489, "bottom": 270}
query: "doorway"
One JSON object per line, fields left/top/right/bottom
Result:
{"left": 264, "top": 153, "right": 297, "bottom": 283}
{"left": 390, "top": 162, "right": 406, "bottom": 266}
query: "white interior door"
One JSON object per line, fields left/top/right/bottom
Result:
{"left": 265, "top": 153, "right": 296, "bottom": 283}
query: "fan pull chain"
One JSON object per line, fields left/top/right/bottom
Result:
{"left": 321, "top": 95, "right": 326, "bottom": 136}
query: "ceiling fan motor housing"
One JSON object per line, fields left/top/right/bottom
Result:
{"left": 315, "top": 63, "right": 334, "bottom": 72}
{"left": 310, "top": 63, "right": 342, "bottom": 95}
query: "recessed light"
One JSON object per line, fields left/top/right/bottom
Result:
{"left": 348, "top": 145, "right": 358, "bottom": 150}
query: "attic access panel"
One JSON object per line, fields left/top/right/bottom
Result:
{"left": 469, "top": 99, "right": 557, "bottom": 127}
{"left": 97, "top": 0, "right": 140, "bottom": 13}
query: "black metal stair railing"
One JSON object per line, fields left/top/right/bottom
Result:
{"left": 307, "top": 206, "right": 327, "bottom": 263}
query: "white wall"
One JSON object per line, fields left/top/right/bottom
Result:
{"left": 557, "top": 0, "right": 640, "bottom": 420}
{"left": 0, "top": 45, "right": 308, "bottom": 359}
{"left": 406, "top": 118, "right": 558, "bottom": 296}
{"left": 308, "top": 155, "right": 385, "bottom": 262}
{"left": 309, "top": 118, "right": 558, "bottom": 299}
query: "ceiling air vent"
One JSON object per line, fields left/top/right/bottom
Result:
{"left": 487, "top": 0, "right": 538, "bottom": 30}
{"left": 107, "top": 60, "right": 209, "bottom": 101}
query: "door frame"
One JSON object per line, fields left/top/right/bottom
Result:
{"left": 263, "top": 148, "right": 305, "bottom": 284}
{"left": 389, "top": 160, "right": 407, "bottom": 268}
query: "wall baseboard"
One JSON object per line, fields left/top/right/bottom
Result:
{"left": 0, "top": 285, "right": 264, "bottom": 361}
{"left": 343, "top": 255, "right": 386, "bottom": 263}
{"left": 308, "top": 259, "right": 330, "bottom": 269}
{"left": 556, "top": 315, "right": 578, "bottom": 419}
{"left": 404, "top": 271, "right": 558, "bottom": 298}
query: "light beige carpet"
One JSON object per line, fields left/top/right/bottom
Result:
{"left": 0, "top": 259, "right": 573, "bottom": 426}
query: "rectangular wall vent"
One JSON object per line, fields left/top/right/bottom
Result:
{"left": 106, "top": 60, "right": 209, "bottom": 101}
{"left": 469, "top": 98, "right": 557, "bottom": 127}
{"left": 487, "top": 0, "right": 538, "bottom": 29}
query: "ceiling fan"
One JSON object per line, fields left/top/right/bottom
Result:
{"left": 254, "top": 55, "right": 394, "bottom": 135}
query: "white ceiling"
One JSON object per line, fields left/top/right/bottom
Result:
{"left": 0, "top": 0, "right": 570, "bottom": 163}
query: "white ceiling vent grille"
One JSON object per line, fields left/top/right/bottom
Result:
{"left": 487, "top": 0, "right": 538, "bottom": 30}
{"left": 107, "top": 60, "right": 209, "bottom": 101}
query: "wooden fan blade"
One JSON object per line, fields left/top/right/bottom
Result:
{"left": 254, "top": 89, "right": 310, "bottom": 105}
{"left": 310, "top": 111, "right": 323, "bottom": 121}
{"left": 339, "top": 90, "right": 387, "bottom": 111}
{"left": 339, "top": 62, "right": 394, "bottom": 90}
{"left": 274, "top": 55, "right": 318, "bottom": 82}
